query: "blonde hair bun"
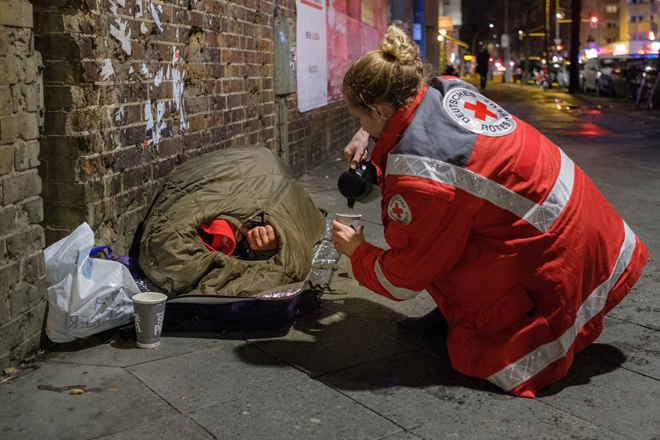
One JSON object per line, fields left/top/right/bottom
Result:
{"left": 379, "top": 25, "right": 420, "bottom": 65}
{"left": 343, "top": 24, "right": 427, "bottom": 109}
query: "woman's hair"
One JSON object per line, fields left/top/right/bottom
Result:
{"left": 343, "top": 24, "right": 427, "bottom": 110}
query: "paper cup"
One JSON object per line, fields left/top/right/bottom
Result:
{"left": 335, "top": 213, "right": 362, "bottom": 231}
{"left": 132, "top": 292, "right": 167, "bottom": 348}
{"left": 335, "top": 213, "right": 362, "bottom": 279}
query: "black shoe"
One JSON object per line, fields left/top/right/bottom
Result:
{"left": 397, "top": 308, "right": 448, "bottom": 338}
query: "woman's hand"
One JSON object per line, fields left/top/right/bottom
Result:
{"left": 245, "top": 225, "right": 278, "bottom": 250}
{"left": 331, "top": 221, "right": 366, "bottom": 258}
{"left": 344, "top": 128, "right": 369, "bottom": 170}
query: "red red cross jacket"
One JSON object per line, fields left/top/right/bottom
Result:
{"left": 351, "top": 78, "right": 648, "bottom": 398}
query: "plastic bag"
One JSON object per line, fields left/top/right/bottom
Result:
{"left": 44, "top": 223, "right": 140, "bottom": 343}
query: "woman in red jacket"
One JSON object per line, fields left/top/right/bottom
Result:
{"left": 330, "top": 25, "right": 648, "bottom": 398}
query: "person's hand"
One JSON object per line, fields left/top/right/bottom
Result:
{"left": 344, "top": 128, "right": 369, "bottom": 170}
{"left": 331, "top": 221, "right": 366, "bottom": 258}
{"left": 246, "top": 225, "right": 278, "bottom": 251}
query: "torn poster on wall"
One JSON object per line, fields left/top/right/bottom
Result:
{"left": 106, "top": 0, "right": 188, "bottom": 148}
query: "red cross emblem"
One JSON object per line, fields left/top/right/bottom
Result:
{"left": 392, "top": 203, "right": 404, "bottom": 219}
{"left": 388, "top": 195, "right": 411, "bottom": 224}
{"left": 463, "top": 100, "right": 497, "bottom": 121}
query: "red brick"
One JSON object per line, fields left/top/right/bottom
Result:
{"left": 153, "top": 158, "right": 176, "bottom": 179}
{"left": 190, "top": 11, "right": 204, "bottom": 27}
{"left": 112, "top": 104, "right": 142, "bottom": 127}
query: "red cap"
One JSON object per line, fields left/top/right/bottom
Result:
{"left": 198, "top": 220, "right": 237, "bottom": 255}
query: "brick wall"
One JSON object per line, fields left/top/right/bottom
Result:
{"left": 0, "top": 0, "right": 47, "bottom": 369}
{"left": 34, "top": 0, "right": 360, "bottom": 254}
{"left": 0, "top": 0, "right": 360, "bottom": 365}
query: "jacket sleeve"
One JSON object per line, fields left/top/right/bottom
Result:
{"left": 351, "top": 183, "right": 475, "bottom": 301}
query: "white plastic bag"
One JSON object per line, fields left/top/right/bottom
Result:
{"left": 44, "top": 223, "right": 140, "bottom": 343}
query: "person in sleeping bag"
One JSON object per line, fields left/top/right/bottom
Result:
{"left": 330, "top": 24, "right": 648, "bottom": 398}
{"left": 197, "top": 212, "right": 278, "bottom": 261}
{"left": 139, "top": 146, "right": 326, "bottom": 298}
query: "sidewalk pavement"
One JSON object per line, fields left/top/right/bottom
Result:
{"left": 1, "top": 83, "right": 659, "bottom": 440}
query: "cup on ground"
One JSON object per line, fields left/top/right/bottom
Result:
{"left": 335, "top": 213, "right": 362, "bottom": 279}
{"left": 132, "top": 292, "right": 167, "bottom": 348}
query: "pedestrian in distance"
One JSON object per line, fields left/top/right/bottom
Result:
{"left": 331, "top": 24, "right": 648, "bottom": 398}
{"left": 476, "top": 49, "right": 490, "bottom": 90}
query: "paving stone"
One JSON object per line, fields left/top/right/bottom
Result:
{"left": 409, "top": 397, "right": 625, "bottom": 440}
{"left": 248, "top": 307, "right": 422, "bottom": 378}
{"left": 537, "top": 354, "right": 660, "bottom": 438}
{"left": 320, "top": 350, "right": 504, "bottom": 430}
{"left": 189, "top": 378, "right": 401, "bottom": 440}
{"left": 127, "top": 342, "right": 309, "bottom": 413}
{"left": 379, "top": 432, "right": 423, "bottom": 440}
{"left": 580, "top": 317, "right": 660, "bottom": 382}
{"left": 95, "top": 414, "right": 214, "bottom": 440}
{"left": 608, "top": 285, "right": 660, "bottom": 332}
{"left": 42, "top": 331, "right": 236, "bottom": 368}
{"left": 320, "top": 282, "right": 438, "bottom": 343}
{"left": 600, "top": 338, "right": 660, "bottom": 383}
{"left": 581, "top": 315, "right": 660, "bottom": 365}
{"left": 0, "top": 362, "right": 177, "bottom": 440}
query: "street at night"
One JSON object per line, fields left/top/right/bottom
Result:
{"left": 3, "top": 80, "right": 659, "bottom": 439}
{"left": 4, "top": 0, "right": 660, "bottom": 436}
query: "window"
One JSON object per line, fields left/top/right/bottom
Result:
{"left": 631, "top": 16, "right": 637, "bottom": 22}
{"left": 607, "top": 5, "right": 618, "bottom": 12}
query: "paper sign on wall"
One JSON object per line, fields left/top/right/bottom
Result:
{"left": 296, "top": 0, "right": 328, "bottom": 112}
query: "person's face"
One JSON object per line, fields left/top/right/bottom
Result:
{"left": 348, "top": 102, "right": 393, "bottom": 139}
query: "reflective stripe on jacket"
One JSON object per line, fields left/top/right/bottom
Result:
{"left": 351, "top": 78, "right": 648, "bottom": 397}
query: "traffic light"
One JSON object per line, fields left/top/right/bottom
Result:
{"left": 590, "top": 16, "right": 598, "bottom": 28}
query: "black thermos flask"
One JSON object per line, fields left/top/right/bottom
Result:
{"left": 337, "top": 160, "right": 381, "bottom": 209}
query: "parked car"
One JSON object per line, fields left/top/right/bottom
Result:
{"left": 581, "top": 56, "right": 617, "bottom": 94}
{"left": 610, "top": 56, "right": 652, "bottom": 100}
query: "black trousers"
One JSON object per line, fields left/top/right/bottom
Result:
{"left": 479, "top": 73, "right": 487, "bottom": 90}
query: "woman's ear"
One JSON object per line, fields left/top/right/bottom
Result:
{"left": 372, "top": 102, "right": 395, "bottom": 121}
{"left": 371, "top": 102, "right": 387, "bottom": 120}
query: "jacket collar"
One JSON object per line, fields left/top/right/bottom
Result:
{"left": 371, "top": 85, "right": 428, "bottom": 174}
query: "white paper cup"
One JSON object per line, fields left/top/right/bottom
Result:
{"left": 335, "top": 213, "right": 362, "bottom": 279}
{"left": 335, "top": 213, "right": 362, "bottom": 230}
{"left": 132, "top": 292, "right": 167, "bottom": 348}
